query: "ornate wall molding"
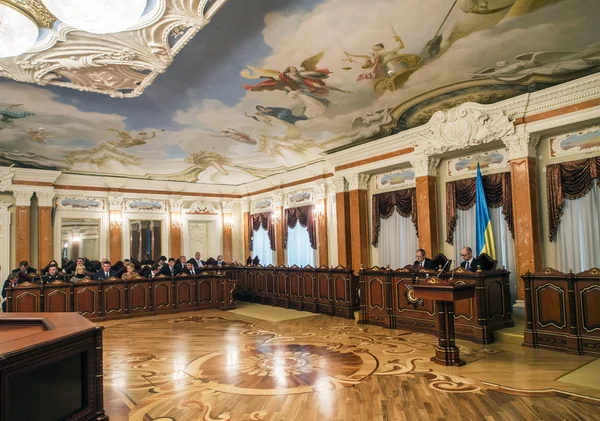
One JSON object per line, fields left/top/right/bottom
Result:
{"left": 123, "top": 199, "right": 167, "bottom": 212}
{"left": 0, "top": 0, "right": 229, "bottom": 98}
{"left": 36, "top": 190, "right": 55, "bottom": 207}
{"left": 375, "top": 168, "right": 416, "bottom": 190}
{"left": 0, "top": 200, "right": 12, "bottom": 213}
{"left": 413, "top": 104, "right": 514, "bottom": 157}
{"left": 169, "top": 198, "right": 184, "bottom": 212}
{"left": 187, "top": 200, "right": 218, "bottom": 214}
{"left": 346, "top": 174, "right": 370, "bottom": 191}
{"left": 285, "top": 189, "right": 314, "bottom": 208}
{"left": 314, "top": 183, "right": 327, "bottom": 200}
{"left": 0, "top": 168, "right": 14, "bottom": 192}
{"left": 330, "top": 177, "right": 347, "bottom": 193}
{"left": 549, "top": 125, "right": 600, "bottom": 158}
{"left": 56, "top": 196, "right": 105, "bottom": 210}
{"left": 241, "top": 199, "right": 250, "bottom": 213}
{"left": 221, "top": 201, "right": 234, "bottom": 213}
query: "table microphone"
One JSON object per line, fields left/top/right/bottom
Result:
{"left": 437, "top": 259, "right": 450, "bottom": 278}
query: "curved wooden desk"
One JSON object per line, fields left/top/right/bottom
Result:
{"left": 0, "top": 313, "right": 107, "bottom": 421}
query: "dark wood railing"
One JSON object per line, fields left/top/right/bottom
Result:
{"left": 359, "top": 266, "right": 514, "bottom": 344}
{"left": 6, "top": 272, "right": 238, "bottom": 322}
{"left": 522, "top": 268, "right": 600, "bottom": 356}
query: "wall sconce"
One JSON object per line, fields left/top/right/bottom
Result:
{"left": 171, "top": 213, "right": 182, "bottom": 228}
{"left": 72, "top": 236, "right": 81, "bottom": 243}
{"left": 223, "top": 213, "right": 233, "bottom": 229}
{"left": 314, "top": 203, "right": 325, "bottom": 221}
{"left": 110, "top": 212, "right": 122, "bottom": 229}
{"left": 272, "top": 209, "right": 281, "bottom": 224}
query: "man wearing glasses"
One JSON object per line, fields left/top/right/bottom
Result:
{"left": 460, "top": 247, "right": 482, "bottom": 272}
{"left": 413, "top": 249, "right": 436, "bottom": 270}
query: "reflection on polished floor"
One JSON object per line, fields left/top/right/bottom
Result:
{"left": 100, "top": 304, "right": 600, "bottom": 421}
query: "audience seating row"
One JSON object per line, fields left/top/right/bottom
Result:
{"left": 5, "top": 272, "right": 238, "bottom": 321}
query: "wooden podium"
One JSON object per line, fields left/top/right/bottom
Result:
{"left": 412, "top": 279, "right": 475, "bottom": 366}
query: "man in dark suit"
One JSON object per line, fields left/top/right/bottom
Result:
{"left": 93, "top": 261, "right": 117, "bottom": 281}
{"left": 460, "top": 247, "right": 482, "bottom": 272}
{"left": 413, "top": 249, "right": 437, "bottom": 270}
{"left": 189, "top": 252, "right": 206, "bottom": 268}
{"left": 11, "top": 260, "right": 37, "bottom": 276}
{"left": 160, "top": 258, "right": 180, "bottom": 277}
{"left": 41, "top": 264, "right": 66, "bottom": 284}
{"left": 2, "top": 271, "right": 29, "bottom": 312}
{"left": 214, "top": 255, "right": 226, "bottom": 267}
{"left": 182, "top": 262, "right": 199, "bottom": 276}
{"left": 148, "top": 264, "right": 161, "bottom": 279}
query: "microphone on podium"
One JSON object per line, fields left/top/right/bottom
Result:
{"left": 437, "top": 259, "right": 450, "bottom": 278}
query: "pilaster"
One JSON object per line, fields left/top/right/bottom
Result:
{"left": 36, "top": 190, "right": 55, "bottom": 269}
{"left": 315, "top": 183, "right": 328, "bottom": 266}
{"left": 169, "top": 198, "right": 183, "bottom": 261}
{"left": 222, "top": 201, "right": 234, "bottom": 262}
{"left": 347, "top": 174, "right": 370, "bottom": 273}
{"left": 13, "top": 189, "right": 33, "bottom": 267}
{"left": 332, "top": 177, "right": 351, "bottom": 268}
{"left": 503, "top": 132, "right": 543, "bottom": 301}
{"left": 242, "top": 199, "right": 251, "bottom": 260}
{"left": 108, "top": 196, "right": 124, "bottom": 263}
{"left": 411, "top": 155, "right": 441, "bottom": 257}
{"left": 273, "top": 191, "right": 284, "bottom": 265}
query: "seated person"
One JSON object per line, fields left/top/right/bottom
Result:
{"left": 121, "top": 263, "right": 140, "bottom": 280}
{"left": 157, "top": 256, "right": 167, "bottom": 268}
{"left": 11, "top": 260, "right": 36, "bottom": 276}
{"left": 160, "top": 258, "right": 180, "bottom": 277}
{"left": 189, "top": 252, "right": 206, "bottom": 268}
{"left": 182, "top": 261, "right": 199, "bottom": 276}
{"left": 41, "top": 264, "right": 66, "bottom": 284}
{"left": 148, "top": 264, "right": 162, "bottom": 278}
{"left": 41, "top": 259, "right": 62, "bottom": 274}
{"left": 252, "top": 256, "right": 260, "bottom": 266}
{"left": 214, "top": 255, "right": 226, "bottom": 267}
{"left": 71, "top": 264, "right": 89, "bottom": 283}
{"left": 93, "top": 260, "right": 117, "bottom": 281}
{"left": 175, "top": 255, "right": 187, "bottom": 270}
{"left": 2, "top": 271, "right": 29, "bottom": 312}
{"left": 246, "top": 256, "right": 253, "bottom": 265}
{"left": 413, "top": 249, "right": 437, "bottom": 270}
{"left": 460, "top": 247, "right": 483, "bottom": 272}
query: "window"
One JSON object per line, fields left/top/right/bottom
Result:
{"left": 286, "top": 224, "right": 315, "bottom": 267}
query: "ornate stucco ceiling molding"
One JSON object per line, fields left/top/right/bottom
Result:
{"left": 0, "top": 0, "right": 229, "bottom": 98}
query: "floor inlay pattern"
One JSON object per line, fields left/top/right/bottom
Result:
{"left": 100, "top": 310, "right": 600, "bottom": 421}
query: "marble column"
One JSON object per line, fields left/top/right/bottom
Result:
{"left": 222, "top": 202, "right": 234, "bottom": 262}
{"left": 169, "top": 199, "right": 183, "bottom": 261}
{"left": 13, "top": 189, "right": 33, "bottom": 267}
{"left": 347, "top": 174, "right": 371, "bottom": 273}
{"left": 274, "top": 206, "right": 284, "bottom": 265}
{"left": 333, "top": 177, "right": 352, "bottom": 268}
{"left": 316, "top": 198, "right": 329, "bottom": 267}
{"left": 242, "top": 200, "right": 250, "bottom": 262}
{"left": 411, "top": 156, "right": 441, "bottom": 258}
{"left": 503, "top": 133, "right": 543, "bottom": 301}
{"left": 108, "top": 197, "right": 124, "bottom": 263}
{"left": 36, "top": 191, "right": 55, "bottom": 269}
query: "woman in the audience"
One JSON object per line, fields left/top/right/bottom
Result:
{"left": 71, "top": 264, "right": 88, "bottom": 283}
{"left": 121, "top": 263, "right": 140, "bottom": 280}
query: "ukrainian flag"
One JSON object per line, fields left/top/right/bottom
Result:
{"left": 475, "top": 162, "right": 496, "bottom": 259}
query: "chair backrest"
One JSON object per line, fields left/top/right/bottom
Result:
{"left": 432, "top": 253, "right": 452, "bottom": 271}
{"left": 478, "top": 253, "right": 497, "bottom": 271}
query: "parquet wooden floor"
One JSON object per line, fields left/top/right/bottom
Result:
{"left": 99, "top": 308, "right": 600, "bottom": 421}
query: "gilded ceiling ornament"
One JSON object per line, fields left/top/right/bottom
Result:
{"left": 3, "top": 0, "right": 57, "bottom": 28}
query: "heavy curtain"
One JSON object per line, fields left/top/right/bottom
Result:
{"left": 372, "top": 188, "right": 418, "bottom": 247}
{"left": 284, "top": 206, "right": 317, "bottom": 250}
{"left": 554, "top": 183, "right": 600, "bottom": 272}
{"left": 252, "top": 227, "right": 274, "bottom": 266}
{"left": 446, "top": 172, "right": 513, "bottom": 245}
{"left": 546, "top": 156, "right": 600, "bottom": 241}
{"left": 249, "top": 212, "right": 275, "bottom": 251}
{"left": 379, "top": 211, "right": 419, "bottom": 269}
{"left": 454, "top": 206, "right": 518, "bottom": 303}
{"left": 286, "top": 224, "right": 316, "bottom": 267}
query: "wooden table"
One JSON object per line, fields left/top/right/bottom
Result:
{"left": 0, "top": 313, "right": 108, "bottom": 421}
{"left": 412, "top": 280, "right": 475, "bottom": 366}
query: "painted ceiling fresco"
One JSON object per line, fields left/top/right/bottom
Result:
{"left": 1, "top": 0, "right": 599, "bottom": 185}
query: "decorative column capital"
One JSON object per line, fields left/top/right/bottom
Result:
{"left": 330, "top": 176, "right": 347, "bottom": 193}
{"left": 169, "top": 198, "right": 184, "bottom": 212}
{"left": 241, "top": 198, "right": 250, "bottom": 213}
{"left": 346, "top": 173, "right": 370, "bottom": 191}
{"left": 410, "top": 154, "right": 441, "bottom": 177}
{"left": 502, "top": 132, "right": 541, "bottom": 160}
{"left": 0, "top": 168, "right": 14, "bottom": 192}
{"left": 314, "top": 182, "right": 327, "bottom": 200}
{"left": 36, "top": 190, "right": 55, "bottom": 207}
{"left": 221, "top": 201, "right": 234, "bottom": 213}
{"left": 13, "top": 189, "right": 34, "bottom": 207}
{"left": 108, "top": 196, "right": 124, "bottom": 211}
{"left": 272, "top": 190, "right": 284, "bottom": 208}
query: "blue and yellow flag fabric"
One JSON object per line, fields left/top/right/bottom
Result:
{"left": 475, "top": 162, "right": 496, "bottom": 259}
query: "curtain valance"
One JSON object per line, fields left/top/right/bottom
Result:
{"left": 249, "top": 212, "right": 275, "bottom": 251}
{"left": 446, "top": 172, "right": 513, "bottom": 245}
{"left": 547, "top": 156, "right": 600, "bottom": 241}
{"left": 372, "top": 188, "right": 418, "bottom": 247}
{"left": 284, "top": 205, "right": 317, "bottom": 250}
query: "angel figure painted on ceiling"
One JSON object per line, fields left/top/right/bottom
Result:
{"left": 107, "top": 128, "right": 166, "bottom": 148}
{"left": 240, "top": 52, "right": 352, "bottom": 97}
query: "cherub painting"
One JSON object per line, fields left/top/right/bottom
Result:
{"left": 107, "top": 128, "right": 166, "bottom": 148}
{"left": 240, "top": 52, "right": 351, "bottom": 97}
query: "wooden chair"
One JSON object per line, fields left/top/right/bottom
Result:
{"left": 478, "top": 253, "right": 498, "bottom": 271}
{"left": 432, "top": 253, "right": 452, "bottom": 271}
